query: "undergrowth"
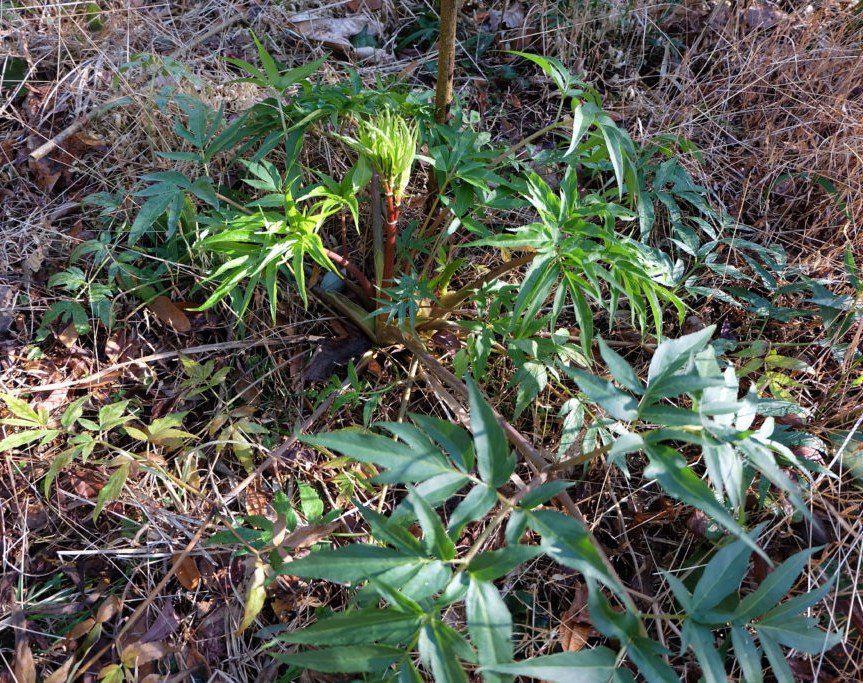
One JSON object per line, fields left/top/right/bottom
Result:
{"left": 2, "top": 8, "right": 861, "bottom": 683}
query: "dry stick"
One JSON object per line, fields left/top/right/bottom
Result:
{"left": 434, "top": 0, "right": 459, "bottom": 125}
{"left": 402, "top": 335, "right": 641, "bottom": 610}
{"left": 435, "top": 253, "right": 534, "bottom": 310}
{"left": 4, "top": 337, "right": 309, "bottom": 395}
{"left": 491, "top": 117, "right": 573, "bottom": 166}
{"left": 30, "top": 10, "right": 246, "bottom": 161}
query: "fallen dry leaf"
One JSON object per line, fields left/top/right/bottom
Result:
{"left": 95, "top": 594, "right": 122, "bottom": 624}
{"left": 347, "top": 0, "right": 381, "bottom": 10}
{"left": 120, "top": 640, "right": 174, "bottom": 668}
{"left": 147, "top": 295, "right": 191, "bottom": 333}
{"left": 58, "top": 322, "right": 78, "bottom": 348}
{"left": 104, "top": 328, "right": 132, "bottom": 362}
{"left": 557, "top": 583, "right": 592, "bottom": 652}
{"left": 35, "top": 386, "right": 68, "bottom": 417}
{"left": 173, "top": 553, "right": 201, "bottom": 591}
{"left": 246, "top": 483, "right": 269, "bottom": 517}
{"left": 287, "top": 12, "right": 380, "bottom": 51}
{"left": 65, "top": 617, "right": 96, "bottom": 643}
{"left": 69, "top": 470, "right": 103, "bottom": 499}
{"left": 12, "top": 614, "right": 36, "bottom": 683}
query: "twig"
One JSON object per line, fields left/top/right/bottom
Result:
{"left": 73, "top": 506, "right": 215, "bottom": 680}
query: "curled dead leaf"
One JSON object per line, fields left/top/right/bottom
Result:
{"left": 557, "top": 583, "right": 592, "bottom": 652}
{"left": 237, "top": 562, "right": 267, "bottom": 635}
{"left": 147, "top": 295, "right": 191, "bottom": 333}
{"left": 95, "top": 594, "right": 122, "bottom": 623}
{"left": 58, "top": 322, "right": 78, "bottom": 348}
{"left": 173, "top": 553, "right": 201, "bottom": 591}
{"left": 120, "top": 640, "right": 174, "bottom": 668}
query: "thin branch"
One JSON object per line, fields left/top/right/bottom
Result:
{"left": 435, "top": 0, "right": 459, "bottom": 124}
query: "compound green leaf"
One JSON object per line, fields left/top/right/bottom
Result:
{"left": 483, "top": 647, "right": 618, "bottom": 683}
{"left": 466, "top": 578, "right": 513, "bottom": 682}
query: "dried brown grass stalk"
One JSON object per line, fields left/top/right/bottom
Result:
{"left": 647, "top": 2, "right": 863, "bottom": 258}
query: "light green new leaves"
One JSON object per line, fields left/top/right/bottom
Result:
{"left": 344, "top": 109, "right": 418, "bottom": 201}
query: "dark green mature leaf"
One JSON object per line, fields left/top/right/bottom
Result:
{"left": 355, "top": 560, "right": 451, "bottom": 605}
{"left": 129, "top": 190, "right": 177, "bottom": 245}
{"left": 755, "top": 617, "right": 841, "bottom": 654}
{"left": 356, "top": 504, "right": 425, "bottom": 555}
{"left": 393, "top": 472, "right": 471, "bottom": 519}
{"left": 467, "top": 378, "right": 515, "bottom": 487}
{"left": 447, "top": 482, "right": 498, "bottom": 537}
{"left": 644, "top": 444, "right": 764, "bottom": 558}
{"left": 283, "top": 545, "right": 421, "bottom": 583}
{"left": 466, "top": 578, "right": 513, "bottom": 682}
{"left": 758, "top": 575, "right": 835, "bottom": 624}
{"left": 418, "top": 620, "right": 471, "bottom": 683}
{"left": 409, "top": 488, "right": 456, "bottom": 561}
{"left": 587, "top": 583, "right": 640, "bottom": 644}
{"left": 467, "top": 545, "right": 543, "bottom": 582}
{"left": 626, "top": 637, "right": 678, "bottom": 683}
{"left": 690, "top": 524, "right": 766, "bottom": 614}
{"left": 682, "top": 621, "right": 726, "bottom": 683}
{"left": 528, "top": 510, "right": 625, "bottom": 598}
{"left": 277, "top": 608, "right": 421, "bottom": 646}
{"left": 598, "top": 338, "right": 643, "bottom": 395}
{"left": 302, "top": 430, "right": 455, "bottom": 483}
{"left": 734, "top": 548, "right": 819, "bottom": 621}
{"left": 483, "top": 647, "right": 618, "bottom": 682}
{"left": 519, "top": 480, "right": 574, "bottom": 510}
{"left": 757, "top": 631, "right": 794, "bottom": 683}
{"left": 564, "top": 368, "right": 638, "bottom": 422}
{"left": 411, "top": 413, "right": 475, "bottom": 472}
{"left": 272, "top": 644, "right": 403, "bottom": 673}
{"left": 730, "top": 626, "right": 764, "bottom": 683}
{"left": 369, "top": 578, "right": 425, "bottom": 614}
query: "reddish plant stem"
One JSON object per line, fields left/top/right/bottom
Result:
{"left": 340, "top": 211, "right": 348, "bottom": 260}
{"left": 383, "top": 190, "right": 400, "bottom": 291}
{"left": 324, "top": 248, "right": 374, "bottom": 300}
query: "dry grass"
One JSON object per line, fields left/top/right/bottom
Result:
{"left": 1, "top": 0, "right": 862, "bottom": 680}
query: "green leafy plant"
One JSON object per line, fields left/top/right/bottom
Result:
{"left": 663, "top": 526, "right": 840, "bottom": 683}
{"left": 0, "top": 394, "right": 192, "bottom": 520}
{"left": 340, "top": 109, "right": 419, "bottom": 289}
{"left": 215, "top": 362, "right": 837, "bottom": 681}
